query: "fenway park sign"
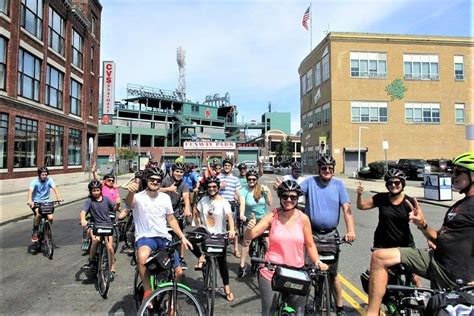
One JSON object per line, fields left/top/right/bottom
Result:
{"left": 184, "top": 141, "right": 236, "bottom": 150}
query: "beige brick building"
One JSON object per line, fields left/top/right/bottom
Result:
{"left": 299, "top": 32, "right": 473, "bottom": 175}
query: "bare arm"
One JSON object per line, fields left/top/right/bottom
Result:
{"left": 51, "top": 185, "right": 62, "bottom": 201}
{"left": 356, "top": 184, "right": 374, "bottom": 210}
{"left": 262, "top": 185, "right": 273, "bottom": 206}
{"left": 125, "top": 182, "right": 139, "bottom": 209}
{"left": 342, "top": 203, "right": 356, "bottom": 242}
{"left": 244, "top": 211, "right": 273, "bottom": 240}
{"left": 27, "top": 188, "right": 33, "bottom": 207}
{"left": 182, "top": 191, "right": 191, "bottom": 216}
{"left": 407, "top": 198, "right": 439, "bottom": 243}
{"left": 226, "top": 212, "right": 235, "bottom": 239}
{"left": 166, "top": 214, "right": 193, "bottom": 250}
{"left": 239, "top": 195, "right": 246, "bottom": 220}
{"left": 92, "top": 165, "right": 99, "bottom": 181}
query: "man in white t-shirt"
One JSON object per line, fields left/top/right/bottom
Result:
{"left": 124, "top": 167, "right": 192, "bottom": 305}
{"left": 274, "top": 161, "right": 306, "bottom": 208}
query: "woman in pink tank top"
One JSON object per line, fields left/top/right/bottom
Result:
{"left": 245, "top": 180, "right": 328, "bottom": 315}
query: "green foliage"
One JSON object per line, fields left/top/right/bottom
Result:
{"left": 274, "top": 136, "right": 293, "bottom": 166}
{"left": 385, "top": 79, "right": 407, "bottom": 101}
{"left": 117, "top": 148, "right": 138, "bottom": 160}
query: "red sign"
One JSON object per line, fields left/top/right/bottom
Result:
{"left": 102, "top": 61, "right": 115, "bottom": 115}
{"left": 101, "top": 114, "right": 112, "bottom": 125}
{"left": 204, "top": 109, "right": 211, "bottom": 118}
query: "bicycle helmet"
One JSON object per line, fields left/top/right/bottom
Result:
{"left": 37, "top": 166, "right": 49, "bottom": 175}
{"left": 277, "top": 180, "right": 303, "bottom": 197}
{"left": 222, "top": 157, "right": 234, "bottom": 166}
{"left": 452, "top": 151, "right": 474, "bottom": 172}
{"left": 246, "top": 169, "right": 259, "bottom": 179}
{"left": 145, "top": 167, "right": 164, "bottom": 179}
{"left": 237, "top": 163, "right": 247, "bottom": 170}
{"left": 134, "top": 170, "right": 143, "bottom": 178}
{"left": 88, "top": 180, "right": 102, "bottom": 191}
{"left": 291, "top": 161, "right": 302, "bottom": 170}
{"left": 317, "top": 154, "right": 336, "bottom": 166}
{"left": 103, "top": 173, "right": 115, "bottom": 181}
{"left": 384, "top": 169, "right": 407, "bottom": 187}
{"left": 172, "top": 162, "right": 185, "bottom": 171}
{"left": 205, "top": 175, "right": 221, "bottom": 188}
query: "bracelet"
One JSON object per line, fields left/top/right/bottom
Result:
{"left": 417, "top": 223, "right": 428, "bottom": 230}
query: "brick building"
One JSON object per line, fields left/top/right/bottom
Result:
{"left": 299, "top": 32, "right": 473, "bottom": 175}
{"left": 0, "top": 0, "right": 102, "bottom": 191}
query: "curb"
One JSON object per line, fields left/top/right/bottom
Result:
{"left": 0, "top": 196, "right": 87, "bottom": 227}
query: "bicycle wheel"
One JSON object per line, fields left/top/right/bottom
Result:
{"left": 42, "top": 221, "right": 54, "bottom": 259}
{"left": 137, "top": 286, "right": 204, "bottom": 316}
{"left": 125, "top": 219, "right": 135, "bottom": 250}
{"left": 249, "top": 240, "right": 259, "bottom": 274}
{"left": 134, "top": 269, "right": 144, "bottom": 311}
{"left": 205, "top": 258, "right": 216, "bottom": 316}
{"left": 112, "top": 226, "right": 119, "bottom": 253}
{"left": 315, "top": 273, "right": 331, "bottom": 316}
{"left": 97, "top": 243, "right": 111, "bottom": 298}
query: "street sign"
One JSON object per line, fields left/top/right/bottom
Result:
{"left": 382, "top": 140, "right": 389, "bottom": 150}
{"left": 108, "top": 154, "right": 116, "bottom": 162}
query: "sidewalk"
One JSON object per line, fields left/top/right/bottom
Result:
{"left": 0, "top": 173, "right": 135, "bottom": 226}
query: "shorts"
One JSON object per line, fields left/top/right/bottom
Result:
{"left": 399, "top": 247, "right": 456, "bottom": 290}
{"left": 136, "top": 236, "right": 180, "bottom": 267}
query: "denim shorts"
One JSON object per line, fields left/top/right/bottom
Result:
{"left": 136, "top": 236, "right": 180, "bottom": 267}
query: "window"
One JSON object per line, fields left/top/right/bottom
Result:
{"left": 72, "top": 29, "right": 83, "bottom": 68}
{"left": 18, "top": 49, "right": 41, "bottom": 101}
{"left": 350, "top": 52, "right": 387, "bottom": 78}
{"left": 20, "top": 0, "right": 43, "bottom": 39}
{"left": 306, "top": 68, "right": 313, "bottom": 93}
{"left": 455, "top": 104, "right": 465, "bottom": 124}
{"left": 308, "top": 110, "right": 313, "bottom": 128}
{"left": 301, "top": 113, "right": 306, "bottom": 130}
{"left": 314, "top": 62, "right": 321, "bottom": 87}
{"left": 89, "top": 89, "right": 93, "bottom": 117}
{"left": 300, "top": 74, "right": 307, "bottom": 96}
{"left": 405, "top": 103, "right": 440, "bottom": 124}
{"left": 322, "top": 103, "right": 330, "bottom": 124}
{"left": 70, "top": 79, "right": 82, "bottom": 116}
{"left": 404, "top": 54, "right": 439, "bottom": 80}
{"left": 315, "top": 107, "right": 321, "bottom": 126}
{"left": 0, "top": 36, "right": 6, "bottom": 91}
{"left": 45, "top": 123, "right": 63, "bottom": 166}
{"left": 90, "top": 45, "right": 94, "bottom": 73}
{"left": 191, "top": 104, "right": 199, "bottom": 113}
{"left": 48, "top": 7, "right": 64, "bottom": 55}
{"left": 68, "top": 129, "right": 82, "bottom": 165}
{"left": 45, "top": 65, "right": 63, "bottom": 109}
{"left": 322, "top": 54, "right": 329, "bottom": 82}
{"left": 1, "top": 0, "right": 8, "bottom": 15}
{"left": 14, "top": 116, "right": 38, "bottom": 168}
{"left": 91, "top": 13, "right": 97, "bottom": 35}
{"left": 454, "top": 56, "right": 464, "bottom": 80}
{"left": 0, "top": 113, "right": 7, "bottom": 169}
{"left": 351, "top": 101, "right": 388, "bottom": 123}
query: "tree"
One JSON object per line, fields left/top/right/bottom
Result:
{"left": 275, "top": 136, "right": 293, "bottom": 166}
{"left": 117, "top": 148, "right": 138, "bottom": 160}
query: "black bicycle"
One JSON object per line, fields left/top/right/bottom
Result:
{"left": 31, "top": 200, "right": 61, "bottom": 259}
{"left": 249, "top": 229, "right": 268, "bottom": 275}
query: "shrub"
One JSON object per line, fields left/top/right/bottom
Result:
{"left": 368, "top": 161, "right": 385, "bottom": 179}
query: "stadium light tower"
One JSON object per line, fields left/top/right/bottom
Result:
{"left": 176, "top": 46, "right": 186, "bottom": 101}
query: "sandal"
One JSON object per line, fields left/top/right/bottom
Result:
{"left": 194, "top": 258, "right": 206, "bottom": 271}
{"left": 224, "top": 289, "right": 235, "bottom": 302}
{"left": 233, "top": 250, "right": 241, "bottom": 258}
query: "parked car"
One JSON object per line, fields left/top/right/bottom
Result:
{"left": 241, "top": 160, "right": 257, "bottom": 169}
{"left": 358, "top": 160, "right": 398, "bottom": 179}
{"left": 262, "top": 162, "right": 274, "bottom": 174}
{"left": 427, "top": 159, "right": 453, "bottom": 173}
{"left": 396, "top": 158, "right": 431, "bottom": 180}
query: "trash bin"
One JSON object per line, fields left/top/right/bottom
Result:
{"left": 423, "top": 173, "right": 452, "bottom": 201}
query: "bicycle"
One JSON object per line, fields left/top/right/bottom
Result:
{"left": 82, "top": 222, "right": 115, "bottom": 298}
{"left": 249, "top": 229, "right": 268, "bottom": 275}
{"left": 137, "top": 239, "right": 204, "bottom": 316}
{"left": 251, "top": 256, "right": 313, "bottom": 316}
{"left": 307, "top": 236, "right": 351, "bottom": 316}
{"left": 31, "top": 200, "right": 61, "bottom": 259}
{"left": 108, "top": 211, "right": 120, "bottom": 253}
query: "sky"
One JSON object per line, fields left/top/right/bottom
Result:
{"left": 100, "top": 0, "right": 473, "bottom": 134}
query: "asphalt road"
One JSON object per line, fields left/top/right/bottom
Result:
{"left": 0, "top": 174, "right": 446, "bottom": 315}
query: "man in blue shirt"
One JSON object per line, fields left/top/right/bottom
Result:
{"left": 299, "top": 155, "right": 356, "bottom": 316}
{"left": 27, "top": 167, "right": 63, "bottom": 243}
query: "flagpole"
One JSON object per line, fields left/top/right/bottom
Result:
{"left": 310, "top": 2, "right": 313, "bottom": 52}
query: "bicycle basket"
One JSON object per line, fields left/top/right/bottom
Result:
{"left": 203, "top": 234, "right": 227, "bottom": 254}
{"left": 39, "top": 202, "right": 55, "bottom": 215}
{"left": 93, "top": 223, "right": 114, "bottom": 236}
{"left": 145, "top": 249, "right": 172, "bottom": 273}
{"left": 315, "top": 239, "right": 339, "bottom": 262}
{"left": 272, "top": 266, "right": 311, "bottom": 296}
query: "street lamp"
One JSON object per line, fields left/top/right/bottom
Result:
{"left": 357, "top": 126, "right": 369, "bottom": 176}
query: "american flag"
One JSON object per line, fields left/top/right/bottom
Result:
{"left": 302, "top": 6, "right": 310, "bottom": 30}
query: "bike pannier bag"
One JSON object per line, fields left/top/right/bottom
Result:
{"left": 93, "top": 223, "right": 114, "bottom": 236}
{"left": 145, "top": 249, "right": 172, "bottom": 273}
{"left": 39, "top": 202, "right": 55, "bottom": 215}
{"left": 203, "top": 234, "right": 227, "bottom": 254}
{"left": 271, "top": 266, "right": 311, "bottom": 296}
{"left": 315, "top": 238, "right": 339, "bottom": 262}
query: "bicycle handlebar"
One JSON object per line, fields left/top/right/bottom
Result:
{"left": 316, "top": 236, "right": 352, "bottom": 246}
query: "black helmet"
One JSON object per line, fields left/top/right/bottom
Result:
{"left": 246, "top": 169, "right": 259, "bottom": 179}
{"left": 134, "top": 170, "right": 143, "bottom": 178}
{"left": 317, "top": 154, "right": 336, "bottom": 166}
{"left": 145, "top": 167, "right": 164, "bottom": 179}
{"left": 291, "top": 161, "right": 302, "bottom": 170}
{"left": 384, "top": 169, "right": 407, "bottom": 186}
{"left": 103, "top": 173, "right": 115, "bottom": 181}
{"left": 88, "top": 180, "right": 102, "bottom": 191}
{"left": 237, "top": 163, "right": 247, "bottom": 170}
{"left": 172, "top": 162, "right": 185, "bottom": 171}
{"left": 206, "top": 176, "right": 220, "bottom": 188}
{"left": 277, "top": 180, "right": 302, "bottom": 197}
{"left": 37, "top": 166, "right": 49, "bottom": 175}
{"left": 222, "top": 157, "right": 233, "bottom": 166}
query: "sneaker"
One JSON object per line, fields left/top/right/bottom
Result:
{"left": 180, "top": 258, "right": 188, "bottom": 271}
{"left": 31, "top": 232, "right": 39, "bottom": 242}
{"left": 336, "top": 308, "right": 346, "bottom": 316}
{"left": 238, "top": 265, "right": 248, "bottom": 278}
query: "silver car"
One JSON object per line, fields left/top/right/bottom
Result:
{"left": 262, "top": 162, "right": 274, "bottom": 174}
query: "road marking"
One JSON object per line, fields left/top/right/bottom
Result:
{"left": 339, "top": 274, "right": 368, "bottom": 303}
{"left": 342, "top": 289, "right": 366, "bottom": 315}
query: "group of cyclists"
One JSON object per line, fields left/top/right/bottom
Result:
{"left": 26, "top": 150, "right": 474, "bottom": 315}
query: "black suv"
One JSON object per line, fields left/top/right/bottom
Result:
{"left": 396, "top": 159, "right": 431, "bottom": 180}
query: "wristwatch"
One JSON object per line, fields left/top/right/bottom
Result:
{"left": 417, "top": 223, "right": 428, "bottom": 230}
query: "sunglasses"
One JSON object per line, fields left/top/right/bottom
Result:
{"left": 320, "top": 166, "right": 334, "bottom": 172}
{"left": 105, "top": 178, "right": 115, "bottom": 182}
{"left": 174, "top": 170, "right": 184, "bottom": 174}
{"left": 387, "top": 180, "right": 402, "bottom": 186}
{"left": 280, "top": 194, "right": 298, "bottom": 201}
{"left": 247, "top": 178, "right": 257, "bottom": 182}
{"left": 148, "top": 178, "right": 162, "bottom": 184}
{"left": 207, "top": 185, "right": 219, "bottom": 189}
